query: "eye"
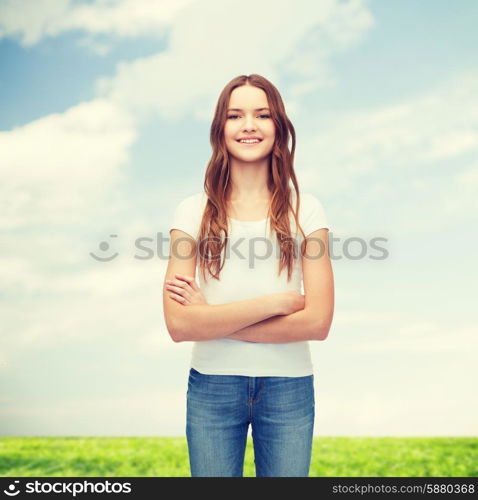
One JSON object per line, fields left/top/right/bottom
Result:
{"left": 227, "top": 114, "right": 271, "bottom": 119}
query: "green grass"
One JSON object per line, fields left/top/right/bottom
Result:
{"left": 0, "top": 437, "right": 476, "bottom": 477}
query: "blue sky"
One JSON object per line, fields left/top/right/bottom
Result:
{"left": 0, "top": 0, "right": 477, "bottom": 437}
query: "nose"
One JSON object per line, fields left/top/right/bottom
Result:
{"left": 243, "top": 114, "right": 256, "bottom": 131}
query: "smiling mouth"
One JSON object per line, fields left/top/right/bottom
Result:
{"left": 237, "top": 138, "right": 263, "bottom": 145}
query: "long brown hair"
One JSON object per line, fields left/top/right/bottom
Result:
{"left": 197, "top": 74, "right": 307, "bottom": 282}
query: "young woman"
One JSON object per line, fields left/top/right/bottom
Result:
{"left": 163, "top": 74, "right": 334, "bottom": 477}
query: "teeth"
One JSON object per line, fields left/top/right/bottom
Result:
{"left": 239, "top": 139, "right": 260, "bottom": 143}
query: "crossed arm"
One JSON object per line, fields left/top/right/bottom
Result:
{"left": 227, "top": 309, "right": 325, "bottom": 343}
{"left": 165, "top": 228, "right": 334, "bottom": 343}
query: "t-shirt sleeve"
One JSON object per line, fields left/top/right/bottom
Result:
{"left": 169, "top": 195, "right": 202, "bottom": 240}
{"left": 300, "top": 193, "right": 330, "bottom": 237}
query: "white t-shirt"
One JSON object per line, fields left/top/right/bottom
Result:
{"left": 168, "top": 190, "right": 329, "bottom": 377}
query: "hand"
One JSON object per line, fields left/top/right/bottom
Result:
{"left": 165, "top": 273, "right": 208, "bottom": 306}
{"left": 277, "top": 291, "right": 305, "bottom": 315}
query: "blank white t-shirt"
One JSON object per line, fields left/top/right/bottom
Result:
{"left": 168, "top": 190, "right": 329, "bottom": 377}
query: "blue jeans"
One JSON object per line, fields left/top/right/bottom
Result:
{"left": 186, "top": 367, "right": 315, "bottom": 477}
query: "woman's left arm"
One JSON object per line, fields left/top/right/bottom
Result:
{"left": 228, "top": 228, "right": 335, "bottom": 343}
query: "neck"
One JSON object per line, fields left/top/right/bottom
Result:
{"left": 227, "top": 156, "right": 270, "bottom": 201}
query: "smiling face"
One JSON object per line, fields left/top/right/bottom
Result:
{"left": 223, "top": 84, "right": 275, "bottom": 162}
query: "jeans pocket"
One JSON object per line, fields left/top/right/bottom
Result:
{"left": 187, "top": 367, "right": 200, "bottom": 396}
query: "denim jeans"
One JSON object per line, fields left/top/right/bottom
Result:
{"left": 186, "top": 367, "right": 315, "bottom": 477}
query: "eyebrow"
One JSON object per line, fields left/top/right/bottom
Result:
{"left": 227, "top": 107, "right": 270, "bottom": 112}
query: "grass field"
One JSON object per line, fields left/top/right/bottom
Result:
{"left": 0, "top": 437, "right": 476, "bottom": 477}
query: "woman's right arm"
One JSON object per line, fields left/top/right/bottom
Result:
{"left": 163, "top": 229, "right": 300, "bottom": 342}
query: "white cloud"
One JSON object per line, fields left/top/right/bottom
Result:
{"left": 0, "top": 0, "right": 196, "bottom": 46}
{"left": 298, "top": 71, "right": 478, "bottom": 193}
{"left": 0, "top": 98, "right": 136, "bottom": 229}
{"left": 443, "top": 163, "right": 478, "bottom": 216}
{"left": 93, "top": 0, "right": 373, "bottom": 121}
{"left": 0, "top": 389, "right": 188, "bottom": 436}
{"left": 0, "top": 351, "right": 7, "bottom": 370}
{"left": 456, "top": 164, "right": 478, "bottom": 185}
{"left": 0, "top": 0, "right": 69, "bottom": 46}
{"left": 295, "top": 71, "right": 478, "bottom": 233}
{"left": 317, "top": 391, "right": 478, "bottom": 436}
{"left": 76, "top": 35, "right": 114, "bottom": 56}
{"left": 283, "top": 0, "right": 374, "bottom": 95}
{"left": 317, "top": 311, "right": 478, "bottom": 354}
{"left": 0, "top": 250, "right": 176, "bottom": 347}
{"left": 354, "top": 323, "right": 477, "bottom": 353}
